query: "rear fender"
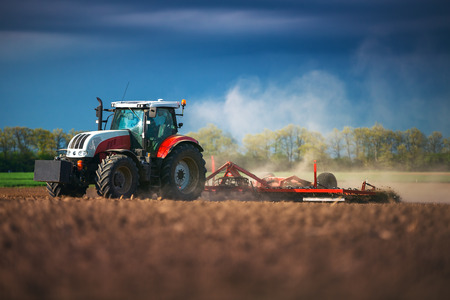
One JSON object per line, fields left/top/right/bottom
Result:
{"left": 157, "top": 135, "right": 203, "bottom": 159}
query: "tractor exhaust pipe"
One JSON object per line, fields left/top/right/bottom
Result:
{"left": 95, "top": 97, "right": 103, "bottom": 131}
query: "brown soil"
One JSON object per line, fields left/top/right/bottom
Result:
{"left": 1, "top": 186, "right": 449, "bottom": 300}
{"left": 389, "top": 182, "right": 450, "bottom": 204}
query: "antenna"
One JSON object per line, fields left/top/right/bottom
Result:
{"left": 121, "top": 81, "right": 130, "bottom": 101}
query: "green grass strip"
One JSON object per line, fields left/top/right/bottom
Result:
{"left": 0, "top": 172, "right": 46, "bottom": 187}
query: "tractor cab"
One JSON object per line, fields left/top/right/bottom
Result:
{"left": 109, "top": 100, "right": 182, "bottom": 155}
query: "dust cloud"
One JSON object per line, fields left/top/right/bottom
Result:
{"left": 188, "top": 71, "right": 353, "bottom": 141}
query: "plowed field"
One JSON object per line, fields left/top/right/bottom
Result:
{"left": 1, "top": 186, "right": 450, "bottom": 300}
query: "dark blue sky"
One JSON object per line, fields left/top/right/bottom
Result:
{"left": 1, "top": 0, "right": 449, "bottom": 139}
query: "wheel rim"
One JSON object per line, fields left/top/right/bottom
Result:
{"left": 174, "top": 158, "right": 199, "bottom": 193}
{"left": 113, "top": 166, "right": 132, "bottom": 194}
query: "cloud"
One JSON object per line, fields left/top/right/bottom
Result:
{"left": 187, "top": 71, "right": 353, "bottom": 140}
{"left": 0, "top": 31, "right": 79, "bottom": 60}
{"left": 106, "top": 9, "right": 316, "bottom": 35}
{"left": 3, "top": 1, "right": 448, "bottom": 61}
{"left": 0, "top": 31, "right": 126, "bottom": 61}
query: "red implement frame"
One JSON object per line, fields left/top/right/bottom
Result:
{"left": 206, "top": 161, "right": 270, "bottom": 188}
{"left": 204, "top": 161, "right": 378, "bottom": 198}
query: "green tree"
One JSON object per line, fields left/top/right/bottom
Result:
{"left": 1, "top": 124, "right": 448, "bottom": 172}
{"left": 444, "top": 138, "right": 450, "bottom": 153}
{"left": 303, "top": 130, "right": 328, "bottom": 164}
{"left": 272, "top": 125, "right": 310, "bottom": 164}
{"left": 341, "top": 126, "right": 353, "bottom": 159}
{"left": 53, "top": 128, "right": 68, "bottom": 150}
{"left": 353, "top": 127, "right": 370, "bottom": 165}
{"left": 243, "top": 129, "right": 274, "bottom": 161}
{"left": 406, "top": 128, "right": 426, "bottom": 168}
{"left": 328, "top": 128, "right": 342, "bottom": 159}
{"left": 369, "top": 123, "right": 385, "bottom": 163}
{"left": 187, "top": 124, "right": 238, "bottom": 156}
{"left": 11, "top": 127, "right": 33, "bottom": 154}
{"left": 32, "top": 128, "right": 56, "bottom": 157}
{"left": 0, "top": 127, "right": 14, "bottom": 159}
{"left": 427, "top": 131, "right": 443, "bottom": 154}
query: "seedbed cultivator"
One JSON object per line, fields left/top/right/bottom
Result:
{"left": 204, "top": 161, "right": 400, "bottom": 203}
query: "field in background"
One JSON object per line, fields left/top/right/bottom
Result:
{"left": 0, "top": 172, "right": 45, "bottom": 187}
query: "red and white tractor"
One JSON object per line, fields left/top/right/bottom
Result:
{"left": 34, "top": 98, "right": 206, "bottom": 200}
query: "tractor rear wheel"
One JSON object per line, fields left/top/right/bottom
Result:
{"left": 317, "top": 172, "right": 338, "bottom": 188}
{"left": 160, "top": 143, "right": 206, "bottom": 200}
{"left": 95, "top": 154, "right": 139, "bottom": 198}
{"left": 46, "top": 182, "right": 87, "bottom": 198}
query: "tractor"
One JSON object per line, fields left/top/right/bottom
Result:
{"left": 34, "top": 98, "right": 206, "bottom": 200}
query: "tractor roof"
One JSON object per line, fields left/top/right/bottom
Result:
{"left": 111, "top": 99, "right": 180, "bottom": 109}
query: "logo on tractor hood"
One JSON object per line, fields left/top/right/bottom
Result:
{"left": 67, "top": 130, "right": 130, "bottom": 158}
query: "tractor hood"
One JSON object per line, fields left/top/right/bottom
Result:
{"left": 66, "top": 130, "right": 130, "bottom": 158}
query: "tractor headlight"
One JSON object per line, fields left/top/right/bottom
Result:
{"left": 78, "top": 150, "right": 87, "bottom": 157}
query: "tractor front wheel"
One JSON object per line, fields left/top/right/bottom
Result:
{"left": 95, "top": 154, "right": 139, "bottom": 198}
{"left": 46, "top": 182, "right": 87, "bottom": 198}
{"left": 160, "top": 143, "right": 206, "bottom": 200}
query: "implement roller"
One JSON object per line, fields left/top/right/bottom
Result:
{"left": 204, "top": 161, "right": 400, "bottom": 203}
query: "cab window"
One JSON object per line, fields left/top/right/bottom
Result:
{"left": 147, "top": 108, "right": 177, "bottom": 139}
{"left": 111, "top": 109, "right": 144, "bottom": 132}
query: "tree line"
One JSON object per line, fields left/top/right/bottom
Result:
{"left": 1, "top": 124, "right": 449, "bottom": 172}
{"left": 0, "top": 127, "right": 82, "bottom": 172}
{"left": 188, "top": 123, "right": 450, "bottom": 171}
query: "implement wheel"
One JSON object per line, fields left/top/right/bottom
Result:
{"left": 160, "top": 143, "right": 206, "bottom": 200}
{"left": 317, "top": 172, "right": 338, "bottom": 189}
{"left": 95, "top": 154, "right": 139, "bottom": 198}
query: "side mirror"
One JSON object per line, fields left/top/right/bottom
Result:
{"left": 95, "top": 97, "right": 103, "bottom": 118}
{"left": 178, "top": 123, "right": 184, "bottom": 128}
{"left": 149, "top": 107, "right": 157, "bottom": 118}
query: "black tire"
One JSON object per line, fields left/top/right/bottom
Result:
{"left": 46, "top": 182, "right": 87, "bottom": 198}
{"left": 95, "top": 154, "right": 139, "bottom": 198}
{"left": 317, "top": 172, "right": 338, "bottom": 188}
{"left": 160, "top": 143, "right": 206, "bottom": 200}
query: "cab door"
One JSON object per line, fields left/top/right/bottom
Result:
{"left": 145, "top": 108, "right": 178, "bottom": 154}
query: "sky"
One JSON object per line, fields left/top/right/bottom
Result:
{"left": 1, "top": 0, "right": 449, "bottom": 140}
